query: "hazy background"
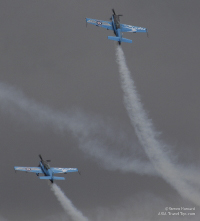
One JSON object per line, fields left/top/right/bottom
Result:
{"left": 0, "top": 0, "right": 200, "bottom": 220}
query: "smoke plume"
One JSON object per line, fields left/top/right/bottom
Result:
{"left": 51, "top": 183, "right": 89, "bottom": 221}
{"left": 0, "top": 82, "right": 156, "bottom": 175}
{"left": 115, "top": 45, "right": 200, "bottom": 206}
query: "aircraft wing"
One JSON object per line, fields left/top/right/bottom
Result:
{"left": 14, "top": 166, "right": 43, "bottom": 173}
{"left": 51, "top": 168, "right": 78, "bottom": 174}
{"left": 121, "top": 24, "right": 147, "bottom": 33}
{"left": 86, "top": 18, "right": 113, "bottom": 30}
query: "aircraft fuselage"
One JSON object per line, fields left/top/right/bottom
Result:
{"left": 111, "top": 15, "right": 122, "bottom": 44}
{"left": 40, "top": 161, "right": 53, "bottom": 182}
{"left": 112, "top": 15, "right": 120, "bottom": 36}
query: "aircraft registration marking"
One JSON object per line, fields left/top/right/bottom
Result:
{"left": 123, "top": 24, "right": 146, "bottom": 32}
{"left": 102, "top": 22, "right": 111, "bottom": 26}
{"left": 87, "top": 19, "right": 96, "bottom": 24}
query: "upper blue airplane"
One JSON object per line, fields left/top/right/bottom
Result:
{"left": 86, "top": 9, "right": 148, "bottom": 45}
{"left": 14, "top": 155, "right": 79, "bottom": 183}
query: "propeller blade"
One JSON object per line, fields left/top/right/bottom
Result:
{"left": 112, "top": 8, "right": 116, "bottom": 15}
{"left": 39, "top": 154, "right": 43, "bottom": 161}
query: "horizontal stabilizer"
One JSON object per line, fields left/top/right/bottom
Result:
{"left": 108, "top": 36, "right": 120, "bottom": 42}
{"left": 121, "top": 38, "right": 132, "bottom": 43}
{"left": 53, "top": 176, "right": 65, "bottom": 180}
{"left": 39, "top": 176, "right": 65, "bottom": 181}
{"left": 108, "top": 36, "right": 132, "bottom": 43}
{"left": 39, "top": 176, "right": 51, "bottom": 180}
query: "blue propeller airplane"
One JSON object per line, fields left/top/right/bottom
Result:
{"left": 86, "top": 9, "right": 148, "bottom": 45}
{"left": 14, "top": 154, "right": 79, "bottom": 183}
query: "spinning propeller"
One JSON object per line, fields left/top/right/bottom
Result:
{"left": 39, "top": 154, "right": 51, "bottom": 162}
{"left": 112, "top": 8, "right": 123, "bottom": 17}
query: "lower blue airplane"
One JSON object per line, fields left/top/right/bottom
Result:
{"left": 86, "top": 9, "right": 148, "bottom": 45}
{"left": 14, "top": 155, "right": 79, "bottom": 183}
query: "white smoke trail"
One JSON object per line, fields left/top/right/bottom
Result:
{"left": 0, "top": 82, "right": 156, "bottom": 175}
{"left": 51, "top": 183, "right": 89, "bottom": 221}
{"left": 115, "top": 45, "right": 200, "bottom": 206}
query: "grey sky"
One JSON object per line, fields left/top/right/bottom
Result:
{"left": 0, "top": 1, "right": 200, "bottom": 220}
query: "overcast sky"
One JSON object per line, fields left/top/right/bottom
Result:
{"left": 0, "top": 1, "right": 200, "bottom": 221}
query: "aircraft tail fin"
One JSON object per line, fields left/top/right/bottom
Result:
{"left": 108, "top": 36, "right": 120, "bottom": 42}
{"left": 121, "top": 37, "right": 132, "bottom": 43}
